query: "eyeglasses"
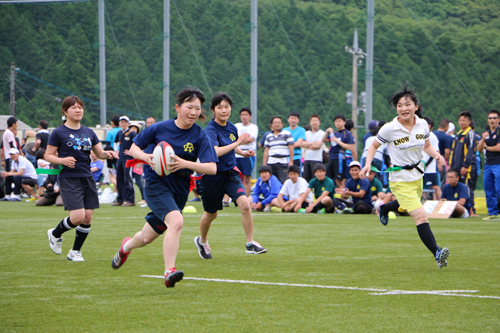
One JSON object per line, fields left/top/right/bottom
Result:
{"left": 488, "top": 117, "right": 498, "bottom": 120}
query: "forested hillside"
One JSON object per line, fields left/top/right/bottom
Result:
{"left": 1, "top": 0, "right": 499, "bottom": 139}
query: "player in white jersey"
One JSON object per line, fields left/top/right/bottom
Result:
{"left": 360, "top": 82, "right": 449, "bottom": 269}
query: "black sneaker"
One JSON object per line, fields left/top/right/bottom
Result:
{"left": 165, "top": 268, "right": 184, "bottom": 288}
{"left": 194, "top": 236, "right": 212, "bottom": 260}
{"left": 246, "top": 241, "right": 267, "bottom": 254}
{"left": 377, "top": 203, "right": 389, "bottom": 226}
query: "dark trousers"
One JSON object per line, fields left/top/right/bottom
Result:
{"left": 269, "top": 163, "right": 288, "bottom": 184}
{"left": 6, "top": 175, "right": 31, "bottom": 195}
{"left": 3, "top": 158, "right": 12, "bottom": 195}
{"left": 303, "top": 160, "right": 322, "bottom": 183}
{"left": 116, "top": 159, "right": 135, "bottom": 203}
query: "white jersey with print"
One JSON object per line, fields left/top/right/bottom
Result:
{"left": 304, "top": 129, "right": 325, "bottom": 161}
{"left": 12, "top": 155, "right": 37, "bottom": 180}
{"left": 362, "top": 135, "right": 387, "bottom": 162}
{"left": 422, "top": 132, "right": 439, "bottom": 174}
{"left": 234, "top": 122, "right": 258, "bottom": 158}
{"left": 376, "top": 115, "right": 430, "bottom": 182}
{"left": 279, "top": 177, "right": 313, "bottom": 201}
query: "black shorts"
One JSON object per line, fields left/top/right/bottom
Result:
{"left": 144, "top": 179, "right": 188, "bottom": 235}
{"left": 199, "top": 173, "right": 247, "bottom": 214}
{"left": 21, "top": 177, "right": 37, "bottom": 187}
{"left": 58, "top": 177, "right": 99, "bottom": 211}
{"left": 424, "top": 173, "right": 438, "bottom": 187}
{"left": 326, "top": 159, "right": 347, "bottom": 181}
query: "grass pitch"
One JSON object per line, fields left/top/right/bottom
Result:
{"left": 1, "top": 196, "right": 499, "bottom": 332}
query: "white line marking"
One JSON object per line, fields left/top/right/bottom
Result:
{"left": 141, "top": 275, "right": 499, "bottom": 299}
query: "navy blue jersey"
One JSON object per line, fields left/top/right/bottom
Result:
{"left": 441, "top": 182, "right": 471, "bottom": 212}
{"left": 115, "top": 129, "right": 137, "bottom": 160}
{"left": 433, "top": 130, "right": 448, "bottom": 156}
{"left": 47, "top": 124, "right": 100, "bottom": 178}
{"left": 328, "top": 129, "right": 354, "bottom": 159}
{"left": 346, "top": 177, "right": 372, "bottom": 205}
{"left": 203, "top": 120, "right": 238, "bottom": 182}
{"left": 133, "top": 119, "right": 218, "bottom": 195}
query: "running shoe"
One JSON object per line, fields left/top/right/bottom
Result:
{"left": 26, "top": 197, "right": 37, "bottom": 202}
{"left": 297, "top": 208, "right": 306, "bottom": 214}
{"left": 246, "top": 241, "right": 267, "bottom": 254}
{"left": 271, "top": 206, "right": 282, "bottom": 213}
{"left": 189, "top": 198, "right": 201, "bottom": 202}
{"left": 222, "top": 201, "right": 230, "bottom": 207}
{"left": 165, "top": 268, "right": 184, "bottom": 288}
{"left": 342, "top": 207, "right": 353, "bottom": 214}
{"left": 435, "top": 247, "right": 449, "bottom": 269}
{"left": 111, "top": 237, "right": 132, "bottom": 269}
{"left": 67, "top": 250, "right": 84, "bottom": 261}
{"left": 317, "top": 208, "right": 326, "bottom": 214}
{"left": 377, "top": 203, "right": 389, "bottom": 226}
{"left": 482, "top": 215, "right": 500, "bottom": 221}
{"left": 263, "top": 206, "right": 272, "bottom": 212}
{"left": 194, "top": 236, "right": 212, "bottom": 260}
{"left": 47, "top": 228, "right": 63, "bottom": 255}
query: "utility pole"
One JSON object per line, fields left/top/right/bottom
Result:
{"left": 345, "top": 28, "right": 365, "bottom": 151}
{"left": 163, "top": 0, "right": 170, "bottom": 121}
{"left": 10, "top": 62, "right": 16, "bottom": 116}
{"left": 365, "top": 0, "right": 375, "bottom": 130}
{"left": 250, "top": 0, "right": 258, "bottom": 126}
{"left": 98, "top": 0, "right": 106, "bottom": 127}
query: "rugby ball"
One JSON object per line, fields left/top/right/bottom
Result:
{"left": 153, "top": 141, "right": 175, "bottom": 177}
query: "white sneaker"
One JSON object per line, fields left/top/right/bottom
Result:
{"left": 140, "top": 203, "right": 148, "bottom": 208}
{"left": 47, "top": 229, "right": 62, "bottom": 255}
{"left": 263, "top": 206, "right": 272, "bottom": 212}
{"left": 67, "top": 249, "right": 84, "bottom": 261}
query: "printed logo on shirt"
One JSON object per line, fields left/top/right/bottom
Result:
{"left": 460, "top": 137, "right": 464, "bottom": 143}
{"left": 184, "top": 142, "right": 194, "bottom": 153}
{"left": 454, "top": 193, "right": 458, "bottom": 198}
{"left": 356, "top": 184, "right": 360, "bottom": 190}
{"left": 229, "top": 134, "right": 236, "bottom": 141}
{"left": 321, "top": 187, "right": 325, "bottom": 191}
{"left": 415, "top": 134, "right": 425, "bottom": 140}
{"left": 371, "top": 186, "right": 376, "bottom": 191}
{"left": 394, "top": 136, "right": 410, "bottom": 146}
{"left": 69, "top": 134, "right": 92, "bottom": 151}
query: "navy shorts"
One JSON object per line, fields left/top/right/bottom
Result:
{"left": 326, "top": 159, "right": 347, "bottom": 181}
{"left": 144, "top": 179, "right": 188, "bottom": 235}
{"left": 199, "top": 173, "right": 246, "bottom": 213}
{"left": 235, "top": 157, "right": 255, "bottom": 176}
{"left": 424, "top": 173, "right": 438, "bottom": 187}
{"left": 58, "top": 177, "right": 99, "bottom": 211}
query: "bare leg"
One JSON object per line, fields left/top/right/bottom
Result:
{"left": 243, "top": 175, "right": 252, "bottom": 196}
{"left": 408, "top": 206, "right": 428, "bottom": 225}
{"left": 22, "top": 184, "right": 38, "bottom": 199}
{"left": 237, "top": 195, "right": 253, "bottom": 243}
{"left": 124, "top": 222, "right": 161, "bottom": 251}
{"left": 199, "top": 211, "right": 218, "bottom": 243}
{"left": 162, "top": 210, "right": 184, "bottom": 270}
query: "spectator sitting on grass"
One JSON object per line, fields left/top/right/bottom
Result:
{"left": 250, "top": 165, "right": 282, "bottom": 212}
{"left": 294, "top": 163, "right": 335, "bottom": 213}
{"left": 333, "top": 161, "right": 373, "bottom": 214}
{"left": 271, "top": 165, "right": 312, "bottom": 212}
{"left": 441, "top": 169, "right": 471, "bottom": 218}
{"left": 366, "top": 168, "right": 386, "bottom": 202}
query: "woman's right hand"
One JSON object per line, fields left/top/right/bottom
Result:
{"left": 61, "top": 156, "right": 77, "bottom": 168}
{"left": 359, "top": 165, "right": 370, "bottom": 179}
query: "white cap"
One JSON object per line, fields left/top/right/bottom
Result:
{"left": 349, "top": 161, "right": 361, "bottom": 168}
{"left": 9, "top": 148, "right": 19, "bottom": 155}
{"left": 447, "top": 122, "right": 455, "bottom": 134}
{"left": 119, "top": 116, "right": 130, "bottom": 122}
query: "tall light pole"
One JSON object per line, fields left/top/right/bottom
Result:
{"left": 250, "top": 0, "right": 258, "bottom": 126}
{"left": 10, "top": 62, "right": 16, "bottom": 117}
{"left": 98, "top": 0, "right": 106, "bottom": 127}
{"left": 163, "top": 0, "right": 170, "bottom": 121}
{"left": 365, "top": 0, "right": 375, "bottom": 130}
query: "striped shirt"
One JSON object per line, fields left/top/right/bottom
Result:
{"left": 376, "top": 116, "right": 430, "bottom": 182}
{"left": 264, "top": 130, "right": 294, "bottom": 164}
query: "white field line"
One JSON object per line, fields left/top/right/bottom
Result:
{"left": 141, "top": 275, "right": 499, "bottom": 299}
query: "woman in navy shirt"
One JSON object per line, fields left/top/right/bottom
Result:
{"left": 46, "top": 96, "right": 118, "bottom": 262}
{"left": 194, "top": 92, "right": 266, "bottom": 260}
{"left": 111, "top": 87, "right": 218, "bottom": 288}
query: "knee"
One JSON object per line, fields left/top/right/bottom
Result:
{"left": 239, "top": 200, "right": 251, "bottom": 213}
{"left": 167, "top": 218, "right": 184, "bottom": 233}
{"left": 138, "top": 231, "right": 155, "bottom": 245}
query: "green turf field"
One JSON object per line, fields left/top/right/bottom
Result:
{"left": 1, "top": 196, "right": 499, "bottom": 332}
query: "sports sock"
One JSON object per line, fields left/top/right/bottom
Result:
{"left": 332, "top": 199, "right": 346, "bottom": 211}
{"left": 416, "top": 223, "right": 438, "bottom": 255}
{"left": 73, "top": 224, "right": 91, "bottom": 251}
{"left": 123, "top": 240, "right": 131, "bottom": 253}
{"left": 52, "top": 217, "right": 75, "bottom": 238}
{"left": 380, "top": 200, "right": 399, "bottom": 214}
{"left": 312, "top": 202, "right": 326, "bottom": 213}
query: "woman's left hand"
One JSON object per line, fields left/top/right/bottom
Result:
{"left": 167, "top": 154, "right": 189, "bottom": 173}
{"left": 105, "top": 150, "right": 119, "bottom": 159}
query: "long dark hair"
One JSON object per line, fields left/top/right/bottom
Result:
{"left": 389, "top": 82, "right": 422, "bottom": 118}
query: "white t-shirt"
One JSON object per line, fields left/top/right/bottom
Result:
{"left": 304, "top": 129, "right": 325, "bottom": 161}
{"left": 376, "top": 115, "right": 430, "bottom": 182}
{"left": 12, "top": 155, "right": 37, "bottom": 180}
{"left": 362, "top": 135, "right": 387, "bottom": 162}
{"left": 2, "top": 129, "right": 17, "bottom": 160}
{"left": 234, "top": 122, "right": 258, "bottom": 158}
{"left": 422, "top": 132, "right": 439, "bottom": 174}
{"left": 279, "top": 177, "right": 313, "bottom": 201}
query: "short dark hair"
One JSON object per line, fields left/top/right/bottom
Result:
{"left": 439, "top": 119, "right": 449, "bottom": 129}
{"left": 458, "top": 111, "right": 472, "bottom": 121}
{"left": 333, "top": 114, "right": 346, "bottom": 122}
{"left": 288, "top": 165, "right": 300, "bottom": 174}
{"left": 345, "top": 119, "right": 354, "bottom": 131}
{"left": 423, "top": 116, "right": 434, "bottom": 129}
{"left": 488, "top": 109, "right": 500, "bottom": 118}
{"left": 176, "top": 86, "right": 206, "bottom": 106}
{"left": 269, "top": 116, "right": 282, "bottom": 125}
{"left": 7, "top": 117, "right": 17, "bottom": 128}
{"left": 259, "top": 165, "right": 272, "bottom": 174}
{"left": 389, "top": 82, "right": 422, "bottom": 118}
{"left": 61, "top": 96, "right": 84, "bottom": 116}
{"left": 210, "top": 92, "right": 233, "bottom": 110}
{"left": 288, "top": 112, "right": 300, "bottom": 119}
{"left": 39, "top": 120, "right": 49, "bottom": 129}
{"left": 310, "top": 114, "right": 320, "bottom": 121}
{"left": 470, "top": 120, "right": 476, "bottom": 130}
{"left": 447, "top": 169, "right": 460, "bottom": 178}
{"left": 370, "top": 126, "right": 380, "bottom": 136}
{"left": 111, "top": 115, "right": 120, "bottom": 126}
{"left": 313, "top": 163, "right": 326, "bottom": 173}
{"left": 239, "top": 107, "right": 252, "bottom": 116}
